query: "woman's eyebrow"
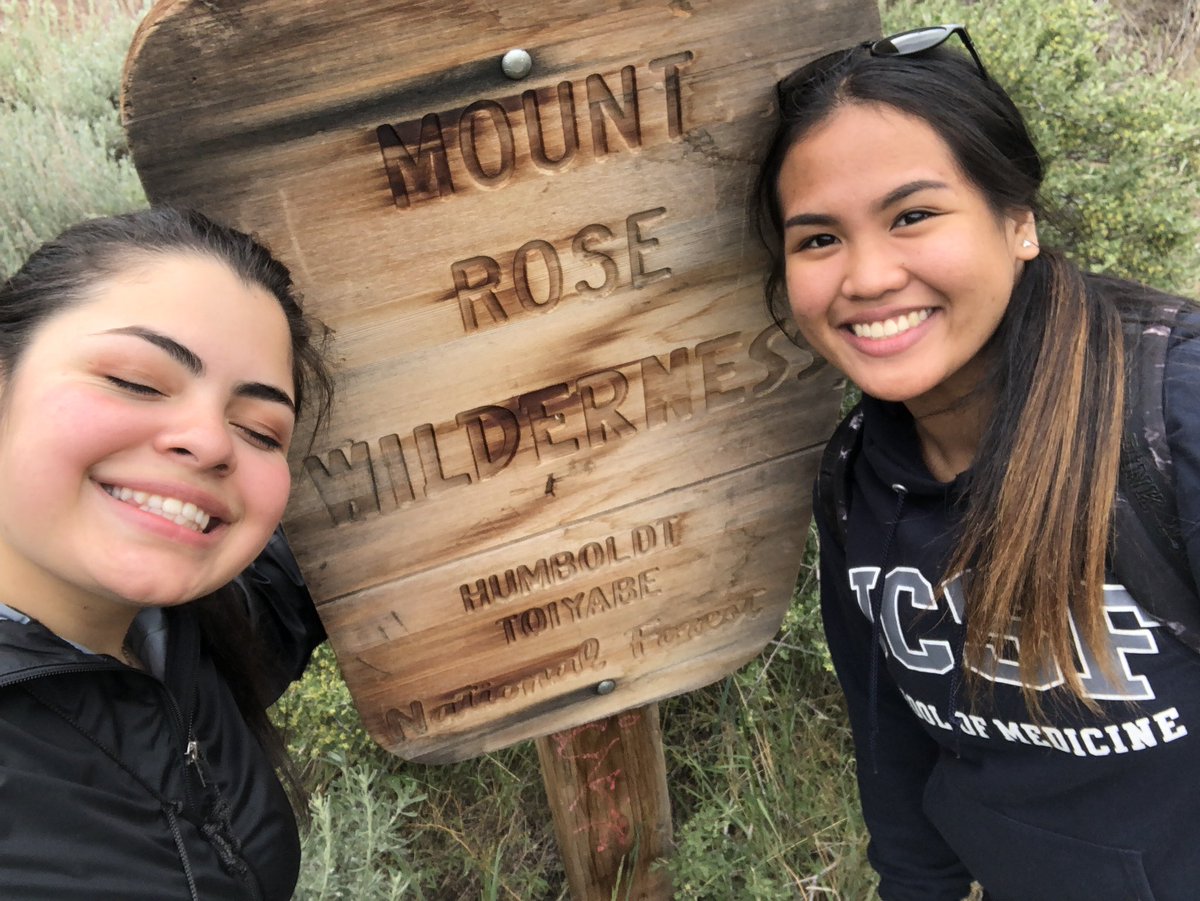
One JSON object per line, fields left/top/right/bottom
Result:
{"left": 102, "top": 325, "right": 203, "bottom": 374}
{"left": 783, "top": 180, "right": 951, "bottom": 230}
{"left": 100, "top": 325, "right": 295, "bottom": 412}
{"left": 784, "top": 211, "right": 837, "bottom": 230}
{"left": 877, "top": 179, "right": 949, "bottom": 210}
{"left": 237, "top": 381, "right": 296, "bottom": 413}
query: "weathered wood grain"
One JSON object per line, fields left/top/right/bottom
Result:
{"left": 535, "top": 704, "right": 674, "bottom": 900}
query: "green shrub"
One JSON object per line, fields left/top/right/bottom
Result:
{"left": 296, "top": 764, "right": 428, "bottom": 900}
{"left": 883, "top": 0, "right": 1200, "bottom": 293}
{"left": 661, "top": 528, "right": 872, "bottom": 899}
{"left": 272, "top": 646, "right": 564, "bottom": 898}
{"left": 270, "top": 644, "right": 392, "bottom": 786}
{"left": 0, "top": 0, "right": 147, "bottom": 276}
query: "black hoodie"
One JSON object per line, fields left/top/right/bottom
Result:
{"left": 818, "top": 316, "right": 1200, "bottom": 900}
{"left": 0, "top": 531, "right": 324, "bottom": 900}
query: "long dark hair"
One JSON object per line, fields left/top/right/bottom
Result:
{"left": 758, "top": 44, "right": 1131, "bottom": 714}
{"left": 0, "top": 208, "right": 333, "bottom": 799}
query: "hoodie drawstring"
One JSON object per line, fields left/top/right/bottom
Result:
{"left": 946, "top": 614, "right": 968, "bottom": 757}
{"left": 868, "top": 482, "right": 909, "bottom": 773}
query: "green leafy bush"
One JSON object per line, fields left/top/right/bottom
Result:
{"left": 661, "top": 529, "right": 872, "bottom": 899}
{"left": 270, "top": 644, "right": 391, "bottom": 785}
{"left": 883, "top": 0, "right": 1200, "bottom": 293}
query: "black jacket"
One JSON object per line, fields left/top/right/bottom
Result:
{"left": 0, "top": 531, "right": 325, "bottom": 900}
{"left": 818, "top": 305, "right": 1200, "bottom": 900}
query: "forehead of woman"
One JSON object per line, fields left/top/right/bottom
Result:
{"left": 76, "top": 247, "right": 260, "bottom": 301}
{"left": 93, "top": 249, "right": 289, "bottom": 335}
{"left": 774, "top": 51, "right": 1042, "bottom": 211}
{"left": 779, "top": 102, "right": 968, "bottom": 205}
{"left": 26, "top": 252, "right": 295, "bottom": 391}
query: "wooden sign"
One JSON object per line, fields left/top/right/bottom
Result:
{"left": 123, "top": 0, "right": 870, "bottom": 762}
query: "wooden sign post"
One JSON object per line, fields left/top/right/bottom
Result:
{"left": 536, "top": 706, "right": 673, "bottom": 899}
{"left": 122, "top": 0, "right": 878, "bottom": 894}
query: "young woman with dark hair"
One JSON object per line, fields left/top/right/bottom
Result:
{"left": 0, "top": 208, "right": 333, "bottom": 900}
{"left": 758, "top": 25, "right": 1200, "bottom": 901}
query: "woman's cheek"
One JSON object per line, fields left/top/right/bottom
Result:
{"left": 250, "top": 455, "right": 293, "bottom": 524}
{"left": 785, "top": 264, "right": 831, "bottom": 319}
{"left": 786, "top": 290, "right": 832, "bottom": 340}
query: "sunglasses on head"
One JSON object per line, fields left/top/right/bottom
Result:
{"left": 872, "top": 24, "right": 989, "bottom": 80}
{"left": 776, "top": 23, "right": 989, "bottom": 105}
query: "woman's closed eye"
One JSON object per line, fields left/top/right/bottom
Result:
{"left": 236, "top": 423, "right": 284, "bottom": 452}
{"left": 108, "top": 372, "right": 286, "bottom": 451}
{"left": 106, "top": 375, "right": 163, "bottom": 397}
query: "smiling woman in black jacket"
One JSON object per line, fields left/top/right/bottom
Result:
{"left": 757, "top": 24, "right": 1200, "bottom": 901}
{"left": 0, "top": 209, "right": 332, "bottom": 900}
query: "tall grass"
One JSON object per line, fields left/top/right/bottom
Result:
{"left": 3, "top": 0, "right": 1197, "bottom": 898}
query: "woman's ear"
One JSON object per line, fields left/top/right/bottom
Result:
{"left": 1013, "top": 209, "right": 1040, "bottom": 260}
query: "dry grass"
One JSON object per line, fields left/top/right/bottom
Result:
{"left": 1112, "top": 0, "right": 1200, "bottom": 73}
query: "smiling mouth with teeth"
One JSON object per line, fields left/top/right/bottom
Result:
{"left": 850, "top": 309, "right": 931, "bottom": 340}
{"left": 102, "top": 484, "right": 218, "bottom": 533}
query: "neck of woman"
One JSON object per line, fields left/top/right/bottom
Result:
{"left": 0, "top": 586, "right": 137, "bottom": 662}
{"left": 0, "top": 539, "right": 144, "bottom": 660}
{"left": 906, "top": 383, "right": 995, "bottom": 484}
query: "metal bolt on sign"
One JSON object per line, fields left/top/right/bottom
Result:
{"left": 501, "top": 48, "right": 533, "bottom": 79}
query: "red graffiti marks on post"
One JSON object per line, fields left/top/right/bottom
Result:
{"left": 551, "top": 712, "right": 644, "bottom": 854}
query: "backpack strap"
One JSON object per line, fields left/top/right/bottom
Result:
{"left": 1112, "top": 302, "right": 1200, "bottom": 653}
{"left": 816, "top": 401, "right": 865, "bottom": 553}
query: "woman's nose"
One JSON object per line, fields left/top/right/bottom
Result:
{"left": 841, "top": 239, "right": 909, "bottom": 300}
{"left": 155, "top": 405, "right": 237, "bottom": 473}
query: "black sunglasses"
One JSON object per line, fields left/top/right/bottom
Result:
{"left": 871, "top": 24, "right": 988, "bottom": 80}
{"left": 776, "top": 23, "right": 989, "bottom": 106}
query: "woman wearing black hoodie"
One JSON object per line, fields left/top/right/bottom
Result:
{"left": 0, "top": 209, "right": 331, "bottom": 899}
{"left": 757, "top": 25, "right": 1200, "bottom": 901}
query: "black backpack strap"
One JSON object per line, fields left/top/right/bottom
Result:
{"left": 1112, "top": 302, "right": 1200, "bottom": 653}
{"left": 816, "top": 401, "right": 865, "bottom": 553}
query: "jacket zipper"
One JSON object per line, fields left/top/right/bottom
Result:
{"left": 5, "top": 658, "right": 207, "bottom": 813}
{"left": 157, "top": 679, "right": 200, "bottom": 811}
{"left": 185, "top": 738, "right": 208, "bottom": 787}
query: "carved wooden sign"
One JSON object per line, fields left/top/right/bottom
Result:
{"left": 122, "top": 0, "right": 871, "bottom": 762}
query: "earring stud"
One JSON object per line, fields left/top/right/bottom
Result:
{"left": 1022, "top": 239, "right": 1035, "bottom": 248}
